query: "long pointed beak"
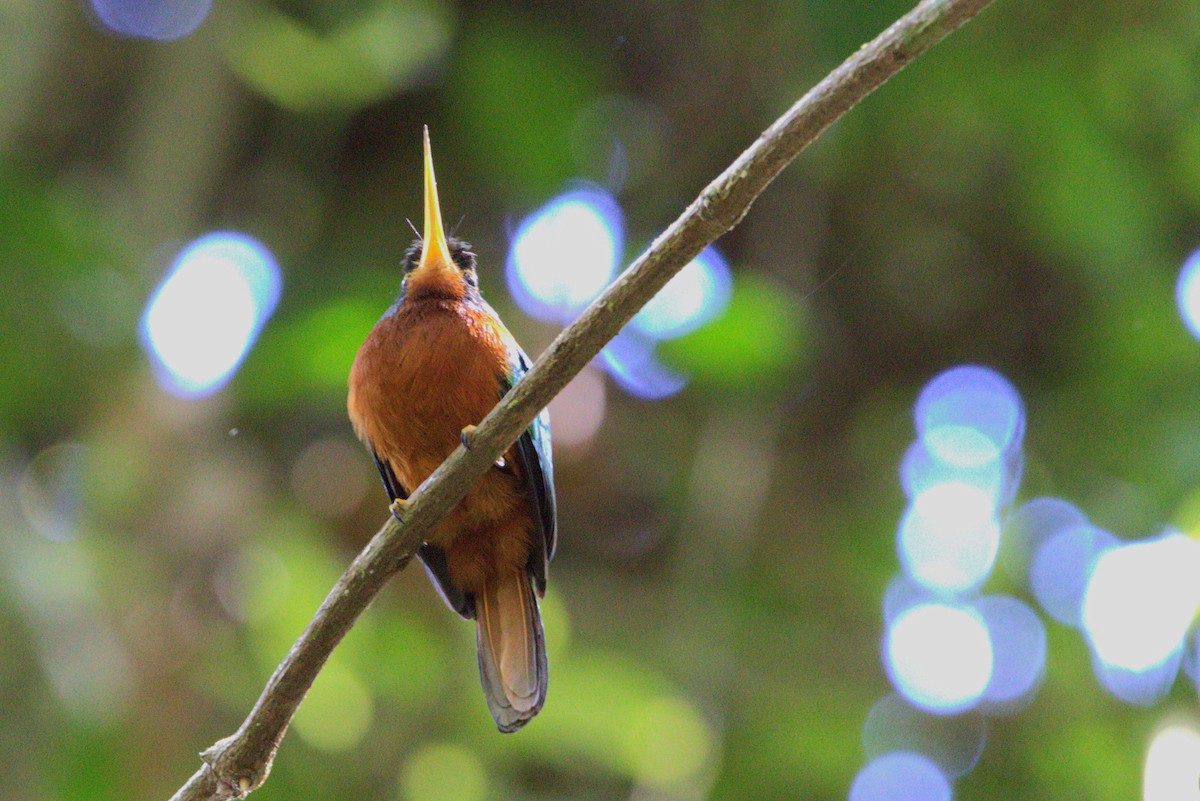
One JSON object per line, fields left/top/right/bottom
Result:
{"left": 418, "top": 126, "right": 455, "bottom": 278}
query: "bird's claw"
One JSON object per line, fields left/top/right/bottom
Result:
{"left": 461, "top": 424, "right": 506, "bottom": 469}
{"left": 460, "top": 424, "right": 477, "bottom": 449}
{"left": 390, "top": 498, "right": 407, "bottom": 522}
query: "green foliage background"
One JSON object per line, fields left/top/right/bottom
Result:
{"left": 2, "top": 1, "right": 1199, "bottom": 799}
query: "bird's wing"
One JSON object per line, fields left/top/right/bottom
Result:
{"left": 371, "top": 451, "right": 407, "bottom": 504}
{"left": 419, "top": 543, "right": 473, "bottom": 618}
{"left": 499, "top": 331, "right": 557, "bottom": 597}
{"left": 372, "top": 450, "right": 474, "bottom": 617}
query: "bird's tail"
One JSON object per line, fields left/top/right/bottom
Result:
{"left": 474, "top": 569, "right": 547, "bottom": 732}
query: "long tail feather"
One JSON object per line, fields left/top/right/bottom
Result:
{"left": 475, "top": 570, "right": 547, "bottom": 732}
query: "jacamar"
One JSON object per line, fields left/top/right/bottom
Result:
{"left": 348, "top": 128, "right": 556, "bottom": 732}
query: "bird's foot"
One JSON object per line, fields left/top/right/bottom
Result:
{"left": 461, "top": 424, "right": 507, "bottom": 469}
{"left": 389, "top": 498, "right": 407, "bottom": 522}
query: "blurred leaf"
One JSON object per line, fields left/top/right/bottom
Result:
{"left": 714, "top": 689, "right": 866, "bottom": 800}
{"left": 989, "top": 65, "right": 1170, "bottom": 275}
{"left": 238, "top": 296, "right": 381, "bottom": 408}
{"left": 448, "top": 13, "right": 606, "bottom": 198}
{"left": 399, "top": 742, "right": 488, "bottom": 801}
{"left": 361, "top": 607, "right": 451, "bottom": 709}
{"left": 1168, "top": 111, "right": 1200, "bottom": 212}
{"left": 1091, "top": 29, "right": 1193, "bottom": 139}
{"left": 0, "top": 173, "right": 126, "bottom": 435}
{"left": 224, "top": 0, "right": 453, "bottom": 112}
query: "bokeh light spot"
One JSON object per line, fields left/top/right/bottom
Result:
{"left": 862, "top": 694, "right": 986, "bottom": 779}
{"left": 91, "top": 0, "right": 212, "bottom": 41}
{"left": 849, "top": 752, "right": 952, "bottom": 801}
{"left": 1176, "top": 248, "right": 1200, "bottom": 341}
{"left": 900, "top": 439, "right": 1011, "bottom": 505}
{"left": 17, "top": 442, "right": 88, "bottom": 542}
{"left": 657, "top": 274, "right": 811, "bottom": 389}
{"left": 506, "top": 188, "right": 621, "bottom": 322}
{"left": 1007, "top": 497, "right": 1090, "bottom": 550}
{"left": 548, "top": 366, "right": 607, "bottom": 452}
{"left": 1002, "top": 496, "right": 1090, "bottom": 582}
{"left": 1094, "top": 655, "right": 1182, "bottom": 706}
{"left": 1082, "top": 532, "right": 1200, "bottom": 674}
{"left": 600, "top": 330, "right": 688, "bottom": 400}
{"left": 400, "top": 742, "right": 488, "bottom": 801}
{"left": 975, "top": 595, "right": 1046, "bottom": 710}
{"left": 292, "top": 660, "right": 373, "bottom": 751}
{"left": 140, "top": 232, "right": 281, "bottom": 398}
{"left": 1184, "top": 631, "right": 1200, "bottom": 687}
{"left": 213, "top": 544, "right": 290, "bottom": 625}
{"left": 290, "top": 436, "right": 373, "bottom": 518}
{"left": 886, "top": 602, "right": 993, "bottom": 714}
{"left": 630, "top": 247, "right": 732, "bottom": 340}
{"left": 40, "top": 617, "right": 134, "bottom": 725}
{"left": 1144, "top": 721, "right": 1200, "bottom": 801}
{"left": 1028, "top": 523, "right": 1116, "bottom": 627}
{"left": 898, "top": 482, "right": 1001, "bottom": 595}
{"left": 882, "top": 574, "right": 932, "bottom": 626}
{"left": 625, "top": 695, "right": 713, "bottom": 791}
{"left": 570, "top": 94, "right": 670, "bottom": 194}
{"left": 915, "top": 365, "right": 1024, "bottom": 468}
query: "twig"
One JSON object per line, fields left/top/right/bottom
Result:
{"left": 168, "top": 1, "right": 996, "bottom": 797}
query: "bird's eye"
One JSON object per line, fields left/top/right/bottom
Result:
{"left": 449, "top": 239, "right": 479, "bottom": 286}
{"left": 398, "top": 238, "right": 477, "bottom": 282}
{"left": 449, "top": 239, "right": 477, "bottom": 272}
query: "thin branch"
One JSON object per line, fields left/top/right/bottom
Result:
{"left": 168, "top": 1, "right": 995, "bottom": 798}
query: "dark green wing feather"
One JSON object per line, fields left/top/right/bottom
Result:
{"left": 505, "top": 346, "right": 557, "bottom": 595}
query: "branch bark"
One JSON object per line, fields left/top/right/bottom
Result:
{"left": 169, "top": 1, "right": 995, "bottom": 798}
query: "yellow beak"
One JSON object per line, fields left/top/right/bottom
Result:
{"left": 417, "top": 126, "right": 455, "bottom": 280}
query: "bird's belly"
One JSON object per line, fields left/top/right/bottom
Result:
{"left": 348, "top": 300, "right": 527, "bottom": 550}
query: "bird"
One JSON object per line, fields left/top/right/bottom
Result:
{"left": 347, "top": 127, "right": 556, "bottom": 732}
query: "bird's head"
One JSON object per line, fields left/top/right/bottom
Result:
{"left": 401, "top": 127, "right": 479, "bottom": 300}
